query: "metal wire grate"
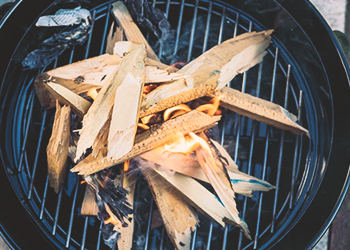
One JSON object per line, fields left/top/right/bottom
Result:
{"left": 3, "top": 0, "right": 309, "bottom": 249}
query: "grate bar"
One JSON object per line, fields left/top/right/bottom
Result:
{"left": 96, "top": 221, "right": 103, "bottom": 250}
{"left": 271, "top": 64, "right": 291, "bottom": 232}
{"left": 217, "top": 7, "right": 225, "bottom": 44}
{"left": 233, "top": 13, "right": 239, "bottom": 37}
{"left": 80, "top": 216, "right": 89, "bottom": 250}
{"left": 100, "top": 3, "right": 112, "bottom": 55}
{"left": 202, "top": 1, "right": 212, "bottom": 53}
{"left": 144, "top": 200, "right": 154, "bottom": 250}
{"left": 40, "top": 175, "right": 49, "bottom": 220}
{"left": 190, "top": 225, "right": 198, "bottom": 250}
{"left": 206, "top": 221, "right": 214, "bottom": 250}
{"left": 18, "top": 93, "right": 34, "bottom": 172}
{"left": 187, "top": 0, "right": 199, "bottom": 62}
{"left": 173, "top": 0, "right": 185, "bottom": 55}
{"left": 66, "top": 178, "right": 80, "bottom": 247}
{"left": 28, "top": 110, "right": 47, "bottom": 200}
{"left": 221, "top": 225, "right": 229, "bottom": 250}
{"left": 52, "top": 186, "right": 64, "bottom": 235}
{"left": 159, "top": 226, "right": 166, "bottom": 250}
{"left": 254, "top": 130, "right": 270, "bottom": 249}
{"left": 85, "top": 10, "right": 96, "bottom": 59}
{"left": 289, "top": 91, "right": 303, "bottom": 208}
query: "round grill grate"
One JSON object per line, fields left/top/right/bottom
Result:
{"left": 1, "top": 0, "right": 338, "bottom": 249}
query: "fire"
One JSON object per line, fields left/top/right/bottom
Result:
{"left": 137, "top": 123, "right": 150, "bottom": 131}
{"left": 124, "top": 159, "right": 130, "bottom": 172}
{"left": 164, "top": 132, "right": 211, "bottom": 155}
{"left": 195, "top": 97, "right": 221, "bottom": 116}
{"left": 103, "top": 203, "right": 120, "bottom": 226}
{"left": 80, "top": 180, "right": 86, "bottom": 184}
{"left": 87, "top": 88, "right": 99, "bottom": 100}
{"left": 141, "top": 114, "right": 155, "bottom": 124}
{"left": 163, "top": 104, "right": 191, "bottom": 121}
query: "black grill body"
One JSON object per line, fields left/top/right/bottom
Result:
{"left": 0, "top": 0, "right": 350, "bottom": 249}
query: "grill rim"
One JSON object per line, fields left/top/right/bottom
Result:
{"left": 0, "top": 0, "right": 350, "bottom": 249}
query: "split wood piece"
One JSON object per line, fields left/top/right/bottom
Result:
{"left": 212, "top": 87, "right": 309, "bottom": 135}
{"left": 106, "top": 23, "right": 124, "bottom": 54}
{"left": 107, "top": 47, "right": 146, "bottom": 160}
{"left": 71, "top": 110, "right": 221, "bottom": 175}
{"left": 81, "top": 173, "right": 123, "bottom": 216}
{"left": 81, "top": 186, "right": 99, "bottom": 216}
{"left": 137, "top": 158, "right": 237, "bottom": 228}
{"left": 75, "top": 44, "right": 146, "bottom": 162}
{"left": 44, "top": 82, "right": 91, "bottom": 118}
{"left": 144, "top": 66, "right": 187, "bottom": 84}
{"left": 115, "top": 172, "right": 136, "bottom": 250}
{"left": 195, "top": 132, "right": 250, "bottom": 239}
{"left": 142, "top": 166, "right": 198, "bottom": 250}
{"left": 140, "top": 142, "right": 274, "bottom": 197}
{"left": 34, "top": 54, "right": 122, "bottom": 109}
{"left": 112, "top": 1, "right": 159, "bottom": 61}
{"left": 210, "top": 139, "right": 275, "bottom": 197}
{"left": 140, "top": 30, "right": 273, "bottom": 118}
{"left": 46, "top": 101, "right": 71, "bottom": 193}
{"left": 92, "top": 113, "right": 111, "bottom": 159}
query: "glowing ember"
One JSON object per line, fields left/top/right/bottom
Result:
{"left": 195, "top": 97, "right": 221, "bottom": 116}
{"left": 143, "top": 84, "right": 158, "bottom": 96}
{"left": 124, "top": 159, "right": 130, "bottom": 172}
{"left": 137, "top": 123, "right": 150, "bottom": 130}
{"left": 140, "top": 114, "right": 155, "bottom": 124}
{"left": 87, "top": 88, "right": 99, "bottom": 100}
{"left": 80, "top": 180, "right": 86, "bottom": 184}
{"left": 163, "top": 104, "right": 191, "bottom": 121}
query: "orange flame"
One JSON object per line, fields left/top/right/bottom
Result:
{"left": 80, "top": 180, "right": 86, "bottom": 184}
{"left": 195, "top": 97, "right": 221, "bottom": 116}
{"left": 87, "top": 88, "right": 99, "bottom": 100}
{"left": 163, "top": 104, "right": 191, "bottom": 121}
{"left": 163, "top": 132, "right": 211, "bottom": 155}
{"left": 124, "top": 160, "right": 130, "bottom": 172}
{"left": 103, "top": 203, "right": 120, "bottom": 226}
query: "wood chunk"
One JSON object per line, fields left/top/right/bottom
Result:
{"left": 212, "top": 87, "right": 309, "bottom": 135}
{"left": 91, "top": 113, "right": 111, "bottom": 159}
{"left": 137, "top": 158, "right": 235, "bottom": 227}
{"left": 115, "top": 173, "right": 136, "bottom": 250}
{"left": 46, "top": 101, "right": 70, "bottom": 193}
{"left": 81, "top": 186, "right": 99, "bottom": 216}
{"left": 141, "top": 141, "right": 274, "bottom": 197}
{"left": 71, "top": 111, "right": 221, "bottom": 175}
{"left": 75, "top": 45, "right": 146, "bottom": 162}
{"left": 139, "top": 30, "right": 272, "bottom": 117}
{"left": 142, "top": 166, "right": 198, "bottom": 250}
{"left": 34, "top": 54, "right": 122, "bottom": 109}
{"left": 107, "top": 49, "right": 146, "bottom": 160}
{"left": 210, "top": 139, "right": 274, "bottom": 196}
{"left": 106, "top": 23, "right": 124, "bottom": 54}
{"left": 112, "top": 1, "right": 158, "bottom": 61}
{"left": 45, "top": 82, "right": 91, "bottom": 118}
{"left": 144, "top": 66, "right": 187, "bottom": 83}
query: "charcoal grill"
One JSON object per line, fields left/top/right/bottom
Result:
{"left": 1, "top": 0, "right": 350, "bottom": 249}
